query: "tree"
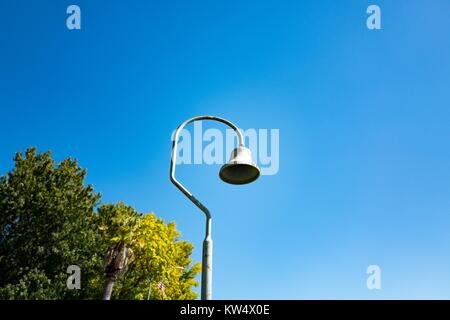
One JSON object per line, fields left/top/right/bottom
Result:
{"left": 0, "top": 148, "right": 103, "bottom": 299}
{"left": 97, "top": 203, "right": 139, "bottom": 300}
{"left": 96, "top": 203, "right": 200, "bottom": 300}
{"left": 0, "top": 148, "right": 200, "bottom": 299}
{"left": 102, "top": 239, "right": 133, "bottom": 300}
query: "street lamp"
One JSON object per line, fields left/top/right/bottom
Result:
{"left": 170, "top": 116, "right": 260, "bottom": 300}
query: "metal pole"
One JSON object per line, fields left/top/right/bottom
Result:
{"left": 201, "top": 216, "right": 213, "bottom": 300}
{"left": 170, "top": 116, "right": 243, "bottom": 300}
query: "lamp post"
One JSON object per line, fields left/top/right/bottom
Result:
{"left": 170, "top": 116, "right": 260, "bottom": 300}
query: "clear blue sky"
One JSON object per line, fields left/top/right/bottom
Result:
{"left": 1, "top": 1, "right": 449, "bottom": 299}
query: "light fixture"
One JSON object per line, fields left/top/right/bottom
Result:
{"left": 219, "top": 146, "right": 260, "bottom": 185}
{"left": 170, "top": 115, "right": 260, "bottom": 300}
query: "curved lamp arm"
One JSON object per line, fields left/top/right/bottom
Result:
{"left": 169, "top": 115, "right": 244, "bottom": 220}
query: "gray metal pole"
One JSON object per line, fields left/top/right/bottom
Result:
{"left": 201, "top": 216, "right": 213, "bottom": 300}
{"left": 170, "top": 116, "right": 244, "bottom": 300}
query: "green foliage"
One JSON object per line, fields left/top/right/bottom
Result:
{"left": 0, "top": 148, "right": 200, "bottom": 299}
{"left": 0, "top": 148, "right": 103, "bottom": 299}
{"left": 96, "top": 203, "right": 200, "bottom": 300}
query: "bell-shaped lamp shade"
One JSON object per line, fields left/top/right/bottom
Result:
{"left": 219, "top": 146, "right": 260, "bottom": 185}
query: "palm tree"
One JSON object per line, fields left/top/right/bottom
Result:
{"left": 102, "top": 240, "right": 133, "bottom": 300}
